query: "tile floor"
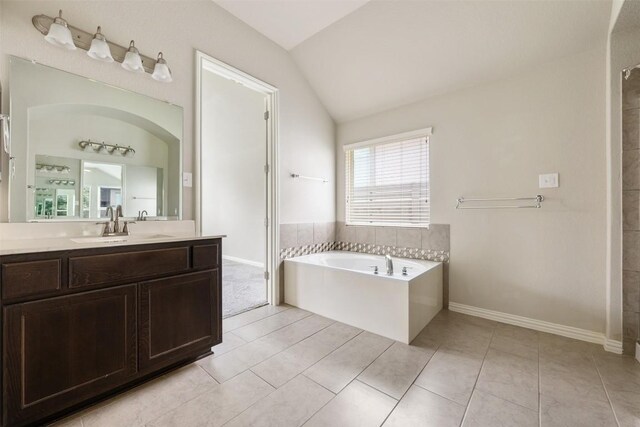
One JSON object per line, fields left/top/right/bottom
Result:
{"left": 55, "top": 305, "right": 640, "bottom": 427}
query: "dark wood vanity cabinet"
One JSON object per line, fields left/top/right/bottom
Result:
{"left": 139, "top": 270, "right": 220, "bottom": 372}
{"left": 0, "top": 238, "right": 222, "bottom": 427}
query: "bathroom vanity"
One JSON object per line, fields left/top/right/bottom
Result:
{"left": 0, "top": 235, "right": 223, "bottom": 426}
{"left": 0, "top": 55, "right": 221, "bottom": 426}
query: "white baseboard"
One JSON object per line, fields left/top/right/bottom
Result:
{"left": 604, "top": 338, "right": 624, "bottom": 354}
{"left": 222, "top": 255, "right": 264, "bottom": 269}
{"left": 448, "top": 302, "right": 622, "bottom": 354}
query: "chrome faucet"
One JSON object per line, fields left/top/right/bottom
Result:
{"left": 385, "top": 254, "right": 393, "bottom": 275}
{"left": 114, "top": 205, "right": 123, "bottom": 233}
{"left": 99, "top": 205, "right": 133, "bottom": 237}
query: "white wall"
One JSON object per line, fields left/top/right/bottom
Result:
{"left": 337, "top": 47, "right": 608, "bottom": 334}
{"left": 201, "top": 70, "right": 266, "bottom": 265}
{"left": 0, "top": 0, "right": 335, "bottom": 224}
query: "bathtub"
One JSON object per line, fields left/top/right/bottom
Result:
{"left": 284, "top": 251, "right": 443, "bottom": 343}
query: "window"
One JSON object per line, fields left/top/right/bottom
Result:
{"left": 345, "top": 128, "right": 431, "bottom": 227}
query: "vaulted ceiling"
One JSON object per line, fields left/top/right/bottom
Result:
{"left": 215, "top": 0, "right": 613, "bottom": 123}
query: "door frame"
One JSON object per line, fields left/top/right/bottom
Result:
{"left": 195, "top": 51, "right": 280, "bottom": 305}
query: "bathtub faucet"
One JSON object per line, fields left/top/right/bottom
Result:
{"left": 385, "top": 254, "right": 394, "bottom": 275}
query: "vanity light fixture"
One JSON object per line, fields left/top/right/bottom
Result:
{"left": 151, "top": 52, "right": 173, "bottom": 83}
{"left": 122, "top": 40, "right": 145, "bottom": 73}
{"left": 43, "top": 10, "right": 76, "bottom": 50}
{"left": 78, "top": 140, "right": 136, "bottom": 157}
{"left": 87, "top": 26, "right": 114, "bottom": 63}
{"left": 33, "top": 12, "right": 173, "bottom": 82}
{"left": 36, "top": 163, "right": 71, "bottom": 174}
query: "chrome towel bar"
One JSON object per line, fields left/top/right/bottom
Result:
{"left": 290, "top": 173, "right": 329, "bottom": 183}
{"left": 456, "top": 195, "right": 544, "bottom": 209}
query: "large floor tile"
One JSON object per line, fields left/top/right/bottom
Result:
{"left": 200, "top": 314, "right": 334, "bottom": 383}
{"left": 475, "top": 348, "right": 538, "bottom": 410}
{"left": 594, "top": 352, "right": 640, "bottom": 391}
{"left": 415, "top": 345, "right": 484, "bottom": 405}
{"left": 80, "top": 365, "right": 217, "bottom": 427}
{"left": 232, "top": 308, "right": 313, "bottom": 341}
{"left": 304, "top": 331, "right": 394, "bottom": 393}
{"left": 539, "top": 355, "right": 609, "bottom": 403}
{"left": 489, "top": 323, "right": 539, "bottom": 360}
{"left": 149, "top": 371, "right": 274, "bottom": 426}
{"left": 224, "top": 375, "right": 333, "bottom": 427}
{"left": 383, "top": 385, "right": 465, "bottom": 427}
{"left": 305, "top": 380, "right": 397, "bottom": 427}
{"left": 607, "top": 388, "right": 640, "bottom": 427}
{"left": 252, "top": 322, "right": 361, "bottom": 388}
{"left": 358, "top": 342, "right": 433, "bottom": 399}
{"left": 223, "top": 304, "right": 290, "bottom": 333}
{"left": 538, "top": 332, "right": 600, "bottom": 366}
{"left": 540, "top": 393, "right": 618, "bottom": 427}
{"left": 212, "top": 332, "right": 247, "bottom": 358}
{"left": 463, "top": 390, "right": 538, "bottom": 427}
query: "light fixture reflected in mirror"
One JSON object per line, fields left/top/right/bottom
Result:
{"left": 87, "top": 26, "right": 113, "bottom": 62}
{"left": 152, "top": 52, "right": 173, "bottom": 83}
{"left": 44, "top": 10, "right": 76, "bottom": 50}
{"left": 122, "top": 40, "right": 144, "bottom": 73}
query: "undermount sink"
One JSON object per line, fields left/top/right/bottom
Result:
{"left": 71, "top": 234, "right": 173, "bottom": 244}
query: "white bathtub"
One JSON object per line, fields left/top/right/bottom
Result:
{"left": 284, "top": 251, "right": 443, "bottom": 343}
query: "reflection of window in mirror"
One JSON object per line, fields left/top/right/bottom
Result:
{"left": 81, "top": 186, "right": 91, "bottom": 219}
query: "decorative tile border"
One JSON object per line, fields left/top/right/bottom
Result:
{"left": 279, "top": 241, "right": 449, "bottom": 263}
{"left": 334, "top": 241, "right": 449, "bottom": 263}
{"left": 280, "top": 242, "right": 337, "bottom": 259}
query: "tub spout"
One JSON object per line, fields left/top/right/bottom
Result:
{"left": 385, "top": 254, "right": 393, "bottom": 275}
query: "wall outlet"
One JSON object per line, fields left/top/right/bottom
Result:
{"left": 183, "top": 172, "right": 193, "bottom": 188}
{"left": 636, "top": 341, "right": 640, "bottom": 364}
{"left": 539, "top": 173, "right": 559, "bottom": 188}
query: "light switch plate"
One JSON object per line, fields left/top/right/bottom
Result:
{"left": 183, "top": 172, "right": 193, "bottom": 188}
{"left": 539, "top": 173, "right": 559, "bottom": 188}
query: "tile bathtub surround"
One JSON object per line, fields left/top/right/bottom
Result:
{"left": 54, "top": 307, "right": 640, "bottom": 427}
{"left": 622, "top": 72, "right": 640, "bottom": 355}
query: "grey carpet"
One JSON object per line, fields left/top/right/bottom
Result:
{"left": 222, "top": 259, "right": 267, "bottom": 318}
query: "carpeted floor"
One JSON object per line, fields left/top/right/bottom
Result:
{"left": 222, "top": 259, "right": 267, "bottom": 317}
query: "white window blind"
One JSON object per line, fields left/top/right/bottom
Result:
{"left": 345, "top": 133, "right": 430, "bottom": 227}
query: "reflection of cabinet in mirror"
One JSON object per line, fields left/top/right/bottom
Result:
{"left": 8, "top": 56, "right": 183, "bottom": 222}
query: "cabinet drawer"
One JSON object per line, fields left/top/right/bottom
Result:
{"left": 69, "top": 247, "right": 190, "bottom": 288}
{"left": 2, "top": 259, "right": 61, "bottom": 300}
{"left": 193, "top": 243, "right": 220, "bottom": 269}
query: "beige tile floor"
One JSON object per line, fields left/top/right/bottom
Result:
{"left": 55, "top": 305, "right": 640, "bottom": 427}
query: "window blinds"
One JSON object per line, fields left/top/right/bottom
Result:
{"left": 345, "top": 136, "right": 430, "bottom": 227}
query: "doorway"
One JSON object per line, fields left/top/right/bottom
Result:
{"left": 196, "top": 52, "right": 279, "bottom": 317}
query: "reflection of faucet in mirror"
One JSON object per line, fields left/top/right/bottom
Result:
{"left": 137, "top": 210, "right": 149, "bottom": 221}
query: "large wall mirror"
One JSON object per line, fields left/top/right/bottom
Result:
{"left": 8, "top": 56, "right": 183, "bottom": 222}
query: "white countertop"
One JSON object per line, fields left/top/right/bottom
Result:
{"left": 0, "top": 220, "right": 225, "bottom": 256}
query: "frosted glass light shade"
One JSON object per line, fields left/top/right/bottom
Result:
{"left": 121, "top": 40, "right": 144, "bottom": 73}
{"left": 87, "top": 27, "right": 113, "bottom": 62}
{"left": 151, "top": 52, "right": 172, "bottom": 83}
{"left": 44, "top": 12, "right": 76, "bottom": 50}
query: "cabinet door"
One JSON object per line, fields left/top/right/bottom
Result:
{"left": 3, "top": 285, "right": 137, "bottom": 426}
{"left": 139, "top": 270, "right": 220, "bottom": 371}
